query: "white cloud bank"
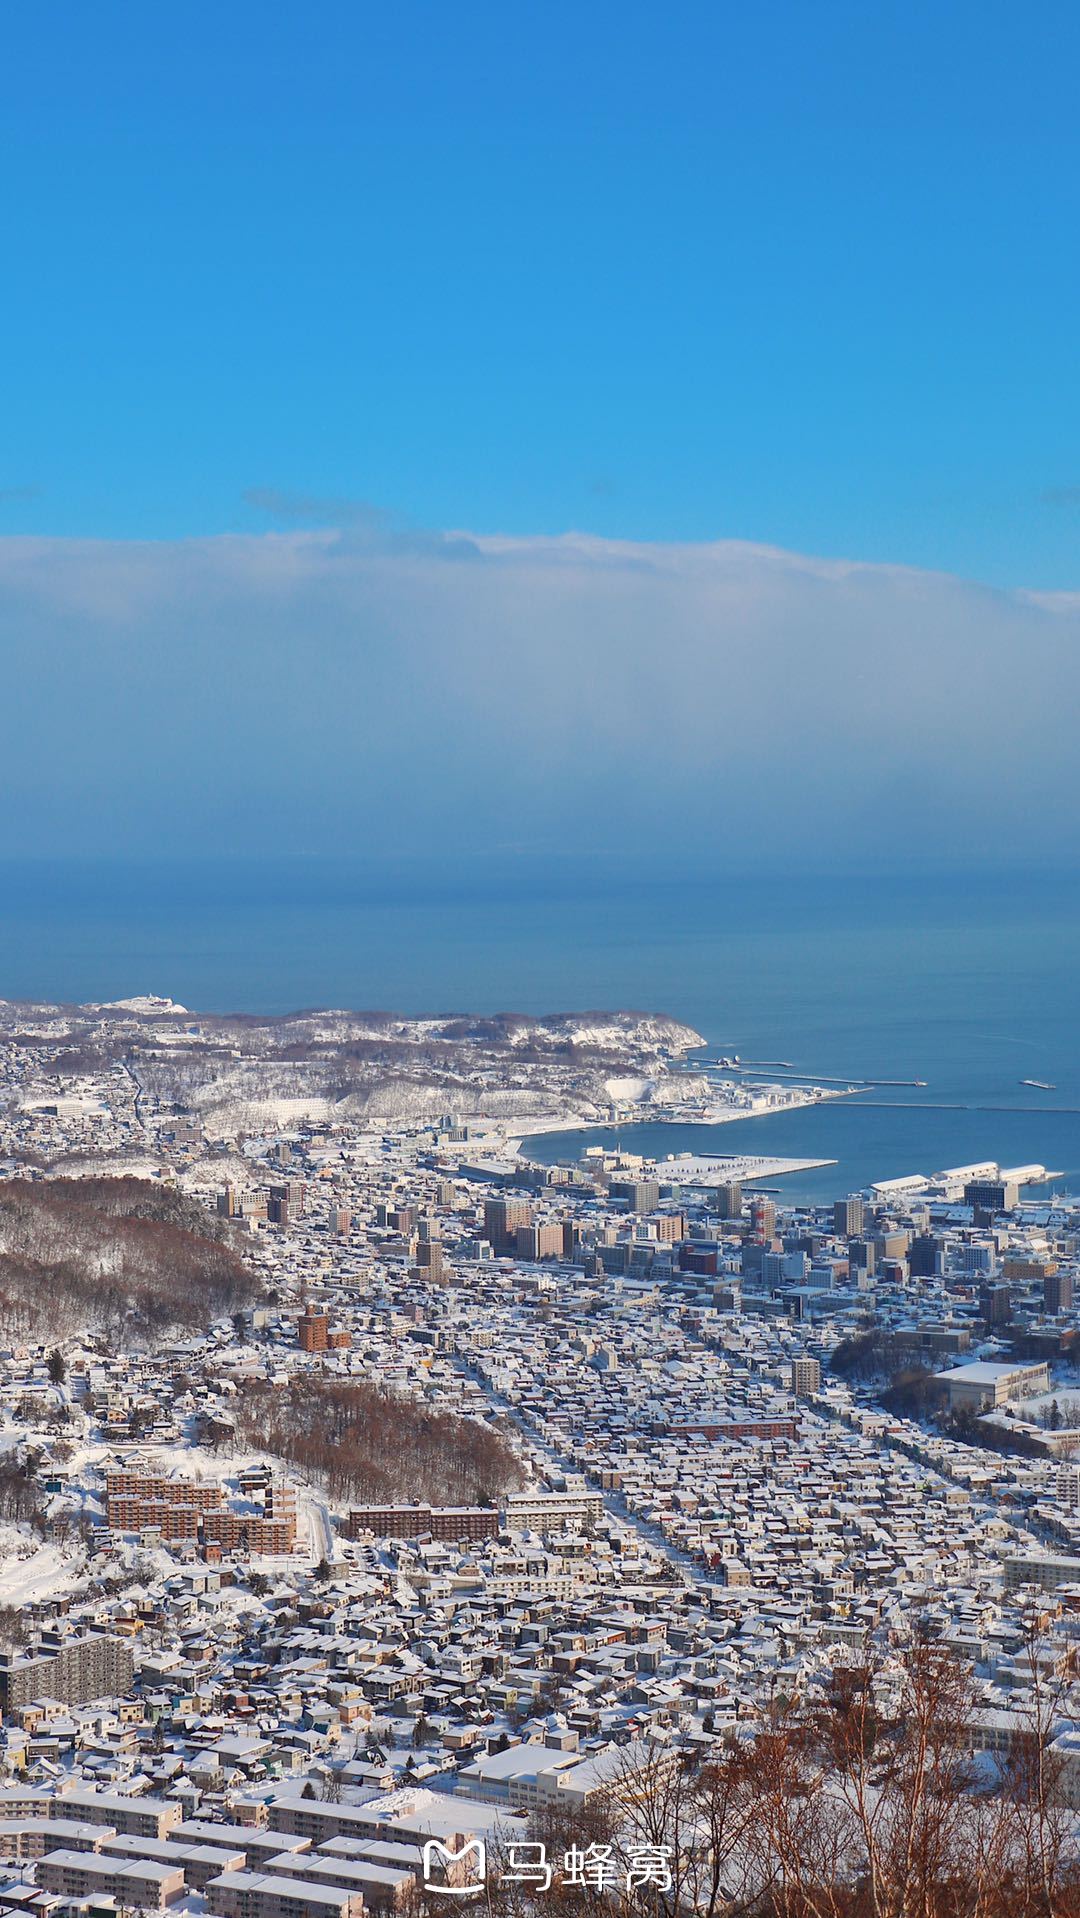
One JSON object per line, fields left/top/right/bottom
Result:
{"left": 1, "top": 523, "right": 1077, "bottom": 869}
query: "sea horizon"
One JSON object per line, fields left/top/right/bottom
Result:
{"left": 2, "top": 856, "right": 1078, "bottom": 1202}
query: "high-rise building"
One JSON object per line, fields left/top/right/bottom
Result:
{"left": 1045, "top": 1270, "right": 1075, "bottom": 1314}
{"left": 712, "top": 1182, "right": 743, "bottom": 1220}
{"left": 874, "top": 1229, "right": 911, "bottom": 1262}
{"left": 377, "top": 1203, "right": 417, "bottom": 1233}
{"left": 908, "top": 1234, "right": 939, "bottom": 1277}
{"left": 514, "top": 1221, "right": 564, "bottom": 1261}
{"left": 682, "top": 1243, "right": 720, "bottom": 1277}
{"left": 410, "top": 1239, "right": 448, "bottom": 1283}
{"left": 0, "top": 1634, "right": 134, "bottom": 1712}
{"left": 298, "top": 1306, "right": 329, "bottom": 1352}
{"left": 609, "top": 1179, "right": 661, "bottom": 1214}
{"left": 749, "top": 1196, "right": 776, "bottom": 1242}
{"left": 483, "top": 1196, "right": 533, "bottom": 1254}
{"left": 270, "top": 1180, "right": 306, "bottom": 1215}
{"left": 833, "top": 1197, "right": 864, "bottom": 1237}
{"left": 964, "top": 1178, "right": 1020, "bottom": 1213}
{"left": 790, "top": 1357, "right": 822, "bottom": 1397}
{"left": 979, "top": 1282, "right": 1013, "bottom": 1325}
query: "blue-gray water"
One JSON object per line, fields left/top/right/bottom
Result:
{"left": 1, "top": 859, "right": 1078, "bottom": 1203}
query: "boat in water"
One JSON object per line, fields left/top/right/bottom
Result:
{"left": 1020, "top": 1078, "right": 1057, "bottom": 1091}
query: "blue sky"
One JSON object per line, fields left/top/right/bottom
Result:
{"left": 2, "top": 2, "right": 1079, "bottom": 874}
{"left": 3, "top": 0, "right": 1080, "bottom": 587}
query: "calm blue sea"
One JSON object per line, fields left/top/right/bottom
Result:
{"left": 1, "top": 859, "right": 1078, "bottom": 1203}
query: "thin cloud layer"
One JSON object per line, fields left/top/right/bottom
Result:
{"left": 0, "top": 523, "right": 1076, "bottom": 870}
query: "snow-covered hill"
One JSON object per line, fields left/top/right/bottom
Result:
{"left": 0, "top": 997, "right": 704, "bottom": 1145}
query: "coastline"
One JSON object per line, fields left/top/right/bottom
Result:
{"left": 504, "top": 1079, "right": 859, "bottom": 1161}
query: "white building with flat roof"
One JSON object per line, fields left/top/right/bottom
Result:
{"left": 935, "top": 1360, "right": 1050, "bottom": 1414}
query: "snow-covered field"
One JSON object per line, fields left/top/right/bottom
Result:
{"left": 0, "top": 1527, "right": 80, "bottom": 1607}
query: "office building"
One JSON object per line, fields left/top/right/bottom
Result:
{"left": 964, "top": 1178, "right": 1020, "bottom": 1213}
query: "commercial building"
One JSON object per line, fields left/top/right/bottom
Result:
{"left": 609, "top": 1180, "right": 660, "bottom": 1214}
{"left": 514, "top": 1222, "right": 564, "bottom": 1261}
{"left": 712, "top": 1182, "right": 743, "bottom": 1219}
{"left": 410, "top": 1239, "right": 447, "bottom": 1283}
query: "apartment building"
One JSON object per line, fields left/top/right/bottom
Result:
{"left": 203, "top": 1511, "right": 296, "bottom": 1554}
{"left": 263, "top": 1850, "right": 413, "bottom": 1912}
{"left": 664, "top": 1416, "right": 799, "bottom": 1441}
{"left": 208, "top": 1869, "right": 365, "bottom": 1918}
{"left": 172, "top": 1824, "right": 313, "bottom": 1872}
{"left": 38, "top": 1848, "right": 184, "bottom": 1909}
{"left": 0, "top": 1818, "right": 107, "bottom": 1861}
{"left": 504, "top": 1490, "right": 604, "bottom": 1533}
{"left": 58, "top": 1791, "right": 184, "bottom": 1840}
{"left": 98, "top": 1834, "right": 248, "bottom": 1891}
{"left": 790, "top": 1358, "right": 822, "bottom": 1398}
{"left": 298, "top": 1308, "right": 330, "bottom": 1352}
{"left": 105, "top": 1469, "right": 223, "bottom": 1508}
{"left": 342, "top": 1505, "right": 499, "bottom": 1543}
{"left": 1004, "top": 1552, "right": 1080, "bottom": 1594}
{"left": 107, "top": 1496, "right": 202, "bottom": 1539}
{"left": 0, "top": 1635, "right": 134, "bottom": 1714}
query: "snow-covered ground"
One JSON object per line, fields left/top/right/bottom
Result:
{"left": 1014, "top": 1386, "right": 1080, "bottom": 1422}
{"left": 0, "top": 1527, "right": 81, "bottom": 1607}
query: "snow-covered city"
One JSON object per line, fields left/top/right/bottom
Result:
{"left": 0, "top": 997, "right": 1078, "bottom": 1912}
